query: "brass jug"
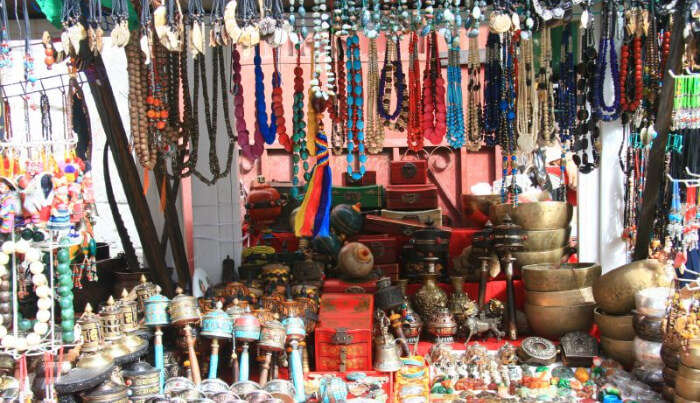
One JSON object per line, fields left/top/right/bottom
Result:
{"left": 412, "top": 273, "right": 447, "bottom": 318}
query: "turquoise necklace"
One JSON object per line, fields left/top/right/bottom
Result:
{"left": 446, "top": 36, "right": 465, "bottom": 148}
{"left": 346, "top": 35, "right": 366, "bottom": 180}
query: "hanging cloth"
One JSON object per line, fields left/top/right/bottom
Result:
{"left": 294, "top": 131, "right": 332, "bottom": 238}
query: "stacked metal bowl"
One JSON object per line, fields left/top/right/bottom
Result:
{"left": 676, "top": 340, "right": 700, "bottom": 402}
{"left": 521, "top": 263, "right": 600, "bottom": 340}
{"left": 631, "top": 287, "right": 671, "bottom": 391}
{"left": 489, "top": 201, "right": 573, "bottom": 270}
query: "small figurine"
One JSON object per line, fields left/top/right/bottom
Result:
{"left": 47, "top": 177, "right": 72, "bottom": 233}
{"left": 0, "top": 177, "right": 20, "bottom": 240}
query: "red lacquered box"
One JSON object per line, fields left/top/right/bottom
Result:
{"left": 390, "top": 160, "right": 427, "bottom": 185}
{"left": 353, "top": 234, "right": 400, "bottom": 265}
{"left": 385, "top": 184, "right": 438, "bottom": 210}
{"left": 322, "top": 279, "right": 378, "bottom": 293}
{"left": 315, "top": 294, "right": 374, "bottom": 372}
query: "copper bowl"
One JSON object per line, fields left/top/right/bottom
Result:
{"left": 526, "top": 287, "right": 594, "bottom": 307}
{"left": 594, "top": 308, "right": 635, "bottom": 341}
{"left": 522, "top": 263, "right": 602, "bottom": 292}
{"left": 513, "top": 248, "right": 567, "bottom": 269}
{"left": 524, "top": 302, "right": 594, "bottom": 339}
{"left": 632, "top": 310, "right": 664, "bottom": 342}
{"left": 490, "top": 201, "right": 573, "bottom": 230}
{"left": 675, "top": 375, "right": 700, "bottom": 401}
{"left": 600, "top": 336, "right": 636, "bottom": 368}
{"left": 522, "top": 228, "right": 570, "bottom": 251}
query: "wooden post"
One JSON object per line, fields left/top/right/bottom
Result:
{"left": 85, "top": 56, "right": 175, "bottom": 296}
{"left": 634, "top": 1, "right": 687, "bottom": 260}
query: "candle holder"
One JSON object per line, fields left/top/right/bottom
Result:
{"left": 144, "top": 286, "right": 170, "bottom": 394}
{"left": 234, "top": 311, "right": 261, "bottom": 382}
{"left": 201, "top": 301, "right": 233, "bottom": 379}
{"left": 169, "top": 287, "right": 203, "bottom": 384}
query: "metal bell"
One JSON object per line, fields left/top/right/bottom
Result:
{"left": 373, "top": 331, "right": 403, "bottom": 372}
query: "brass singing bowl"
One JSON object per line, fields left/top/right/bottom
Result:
{"left": 600, "top": 336, "right": 636, "bottom": 368}
{"left": 675, "top": 393, "right": 697, "bottom": 403}
{"left": 679, "top": 364, "right": 700, "bottom": 381}
{"left": 593, "top": 259, "right": 673, "bottom": 315}
{"left": 675, "top": 375, "right": 700, "bottom": 401}
{"left": 663, "top": 340, "right": 682, "bottom": 370}
{"left": 594, "top": 307, "right": 635, "bottom": 341}
{"left": 522, "top": 228, "right": 570, "bottom": 251}
{"left": 521, "top": 263, "right": 602, "bottom": 292}
{"left": 681, "top": 342, "right": 700, "bottom": 369}
{"left": 525, "top": 287, "right": 595, "bottom": 307}
{"left": 490, "top": 201, "right": 573, "bottom": 230}
{"left": 524, "top": 302, "right": 594, "bottom": 340}
{"left": 512, "top": 248, "right": 567, "bottom": 269}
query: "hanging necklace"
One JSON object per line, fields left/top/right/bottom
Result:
{"left": 483, "top": 32, "right": 501, "bottom": 147}
{"left": 378, "top": 36, "right": 407, "bottom": 131}
{"left": 365, "top": 37, "right": 384, "bottom": 154}
{"left": 233, "top": 46, "right": 264, "bottom": 161}
{"left": 290, "top": 45, "right": 310, "bottom": 200}
{"left": 271, "top": 48, "right": 290, "bottom": 151}
{"left": 573, "top": 23, "right": 599, "bottom": 174}
{"left": 407, "top": 32, "right": 423, "bottom": 151}
{"left": 331, "top": 38, "right": 347, "bottom": 155}
{"left": 346, "top": 34, "right": 366, "bottom": 179}
{"left": 446, "top": 35, "right": 465, "bottom": 148}
{"left": 619, "top": 8, "right": 643, "bottom": 116}
{"left": 516, "top": 31, "right": 538, "bottom": 155}
{"left": 254, "top": 44, "right": 278, "bottom": 145}
{"left": 421, "top": 31, "right": 446, "bottom": 145}
{"left": 500, "top": 33, "right": 519, "bottom": 204}
{"left": 554, "top": 24, "right": 576, "bottom": 200}
{"left": 537, "top": 26, "right": 555, "bottom": 145}
{"left": 464, "top": 34, "right": 483, "bottom": 151}
{"left": 593, "top": 2, "right": 621, "bottom": 122}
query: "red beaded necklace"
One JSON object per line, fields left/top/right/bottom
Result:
{"left": 619, "top": 22, "right": 643, "bottom": 113}
{"left": 272, "top": 48, "right": 291, "bottom": 152}
{"left": 421, "top": 31, "right": 446, "bottom": 145}
{"left": 407, "top": 32, "right": 423, "bottom": 151}
{"left": 233, "top": 46, "right": 264, "bottom": 160}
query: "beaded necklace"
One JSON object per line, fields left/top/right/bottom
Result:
{"left": 483, "top": 33, "right": 501, "bottom": 147}
{"left": 536, "top": 26, "right": 555, "bottom": 145}
{"left": 500, "top": 33, "right": 519, "bottom": 204}
{"left": 421, "top": 31, "right": 446, "bottom": 145}
{"left": 573, "top": 25, "right": 600, "bottom": 174}
{"left": 346, "top": 34, "right": 366, "bottom": 179}
{"left": 554, "top": 24, "right": 576, "bottom": 200}
{"left": 516, "top": 32, "right": 538, "bottom": 155}
{"left": 365, "top": 37, "right": 384, "bottom": 154}
{"left": 465, "top": 35, "right": 483, "bottom": 151}
{"left": 0, "top": 0, "right": 10, "bottom": 69}
{"left": 271, "top": 48, "right": 290, "bottom": 152}
{"left": 446, "top": 36, "right": 465, "bottom": 148}
{"left": 644, "top": 2, "right": 660, "bottom": 112}
{"left": 233, "top": 46, "right": 264, "bottom": 161}
{"left": 290, "top": 45, "right": 310, "bottom": 200}
{"left": 254, "top": 45, "right": 278, "bottom": 145}
{"left": 407, "top": 32, "right": 423, "bottom": 151}
{"left": 331, "top": 38, "right": 347, "bottom": 155}
{"left": 619, "top": 9, "right": 643, "bottom": 115}
{"left": 378, "top": 37, "right": 407, "bottom": 130}
{"left": 593, "top": 2, "right": 621, "bottom": 122}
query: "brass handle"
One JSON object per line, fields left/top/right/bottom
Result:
{"left": 339, "top": 346, "right": 347, "bottom": 372}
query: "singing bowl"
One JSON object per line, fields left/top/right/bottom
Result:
{"left": 675, "top": 393, "right": 697, "bottom": 403}
{"left": 663, "top": 341, "right": 682, "bottom": 370}
{"left": 490, "top": 201, "right": 573, "bottom": 230}
{"left": 600, "top": 336, "right": 636, "bottom": 368}
{"left": 681, "top": 342, "right": 700, "bottom": 369}
{"left": 521, "top": 263, "right": 602, "bottom": 292}
{"left": 635, "top": 287, "right": 673, "bottom": 318}
{"left": 632, "top": 310, "right": 665, "bottom": 342}
{"left": 525, "top": 287, "right": 595, "bottom": 307}
{"left": 665, "top": 366, "right": 678, "bottom": 386}
{"left": 675, "top": 375, "right": 700, "bottom": 401}
{"left": 512, "top": 248, "right": 567, "bottom": 269}
{"left": 679, "top": 364, "right": 700, "bottom": 381}
{"left": 594, "top": 307, "right": 635, "bottom": 341}
{"left": 524, "top": 302, "right": 594, "bottom": 339}
{"left": 593, "top": 259, "right": 673, "bottom": 315}
{"left": 522, "top": 228, "right": 570, "bottom": 252}
{"left": 634, "top": 337, "right": 663, "bottom": 366}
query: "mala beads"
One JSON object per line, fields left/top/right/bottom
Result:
{"left": 378, "top": 37, "right": 407, "bottom": 131}
{"left": 346, "top": 34, "right": 367, "bottom": 180}
{"left": 483, "top": 33, "right": 501, "bottom": 147}
{"left": 233, "top": 46, "right": 264, "bottom": 161}
{"left": 594, "top": 3, "right": 621, "bottom": 122}
{"left": 331, "top": 38, "right": 348, "bottom": 155}
{"left": 254, "top": 45, "right": 278, "bottom": 145}
{"left": 365, "top": 37, "right": 384, "bottom": 154}
{"left": 555, "top": 24, "right": 576, "bottom": 200}
{"left": 272, "top": 49, "right": 290, "bottom": 152}
{"left": 446, "top": 37, "right": 465, "bottom": 149}
{"left": 619, "top": 10, "right": 643, "bottom": 115}
{"left": 500, "top": 34, "right": 518, "bottom": 204}
{"left": 57, "top": 240, "right": 75, "bottom": 343}
{"left": 406, "top": 32, "right": 423, "bottom": 151}
{"left": 536, "top": 26, "right": 555, "bottom": 145}
{"left": 291, "top": 45, "right": 310, "bottom": 200}
{"left": 516, "top": 32, "right": 538, "bottom": 155}
{"left": 465, "top": 35, "right": 482, "bottom": 152}
{"left": 421, "top": 31, "right": 446, "bottom": 145}
{"left": 573, "top": 25, "right": 600, "bottom": 174}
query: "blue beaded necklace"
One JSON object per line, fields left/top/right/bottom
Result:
{"left": 500, "top": 34, "right": 518, "bottom": 204}
{"left": 593, "top": 4, "right": 620, "bottom": 122}
{"left": 346, "top": 35, "right": 367, "bottom": 180}
{"left": 446, "top": 36, "right": 465, "bottom": 148}
{"left": 254, "top": 44, "right": 278, "bottom": 144}
{"left": 483, "top": 33, "right": 502, "bottom": 147}
{"left": 377, "top": 37, "right": 406, "bottom": 122}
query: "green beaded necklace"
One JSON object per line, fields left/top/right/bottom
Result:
{"left": 291, "top": 45, "right": 310, "bottom": 201}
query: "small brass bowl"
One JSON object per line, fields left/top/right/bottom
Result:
{"left": 664, "top": 366, "right": 678, "bottom": 386}
{"left": 522, "top": 263, "right": 602, "bottom": 292}
{"left": 490, "top": 201, "right": 573, "bottom": 230}
{"left": 522, "top": 228, "right": 570, "bottom": 252}
{"left": 600, "top": 336, "right": 635, "bottom": 368}
{"left": 526, "top": 287, "right": 595, "bottom": 307}
{"left": 675, "top": 375, "right": 700, "bottom": 401}
{"left": 594, "top": 308, "right": 635, "bottom": 341}
{"left": 679, "top": 364, "right": 700, "bottom": 381}
{"left": 524, "top": 302, "right": 594, "bottom": 339}
{"left": 632, "top": 310, "right": 664, "bottom": 342}
{"left": 593, "top": 259, "right": 672, "bottom": 315}
{"left": 513, "top": 248, "right": 567, "bottom": 269}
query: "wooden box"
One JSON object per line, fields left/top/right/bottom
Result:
{"left": 353, "top": 234, "right": 400, "bottom": 265}
{"left": 363, "top": 214, "right": 429, "bottom": 237}
{"left": 315, "top": 294, "right": 374, "bottom": 371}
{"left": 390, "top": 160, "right": 428, "bottom": 185}
{"left": 332, "top": 185, "right": 384, "bottom": 210}
{"left": 380, "top": 208, "right": 443, "bottom": 226}
{"left": 385, "top": 184, "right": 438, "bottom": 210}
{"left": 268, "top": 181, "right": 300, "bottom": 232}
{"left": 343, "top": 171, "right": 377, "bottom": 186}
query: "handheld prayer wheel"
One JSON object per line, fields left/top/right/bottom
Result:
{"left": 257, "top": 318, "right": 286, "bottom": 386}
{"left": 76, "top": 303, "right": 115, "bottom": 370}
{"left": 472, "top": 222, "right": 494, "bottom": 308}
{"left": 493, "top": 214, "right": 526, "bottom": 340}
{"left": 169, "top": 287, "right": 203, "bottom": 384}
{"left": 282, "top": 316, "right": 306, "bottom": 403}
{"left": 99, "top": 296, "right": 131, "bottom": 361}
{"left": 144, "top": 286, "right": 170, "bottom": 394}
{"left": 118, "top": 289, "right": 148, "bottom": 354}
{"left": 122, "top": 361, "right": 160, "bottom": 402}
{"left": 133, "top": 275, "right": 158, "bottom": 314}
{"left": 226, "top": 299, "right": 247, "bottom": 381}
{"left": 234, "top": 312, "right": 261, "bottom": 382}
{"left": 201, "top": 301, "right": 233, "bottom": 379}
{"left": 80, "top": 379, "right": 129, "bottom": 403}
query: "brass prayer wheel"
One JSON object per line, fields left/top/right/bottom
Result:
{"left": 80, "top": 379, "right": 129, "bottom": 403}
{"left": 226, "top": 299, "right": 247, "bottom": 322}
{"left": 133, "top": 275, "right": 158, "bottom": 314}
{"left": 78, "top": 303, "right": 102, "bottom": 353}
{"left": 259, "top": 319, "right": 286, "bottom": 352}
{"left": 118, "top": 288, "right": 139, "bottom": 333}
{"left": 122, "top": 361, "right": 160, "bottom": 401}
{"left": 235, "top": 313, "right": 262, "bottom": 343}
{"left": 169, "top": 287, "right": 202, "bottom": 326}
{"left": 99, "top": 296, "right": 122, "bottom": 342}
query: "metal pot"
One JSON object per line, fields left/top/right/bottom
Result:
{"left": 600, "top": 336, "right": 635, "bottom": 368}
{"left": 593, "top": 259, "right": 673, "bottom": 315}
{"left": 512, "top": 247, "right": 567, "bottom": 269}
{"left": 525, "top": 287, "right": 595, "bottom": 307}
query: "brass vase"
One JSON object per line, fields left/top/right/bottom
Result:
{"left": 412, "top": 273, "right": 447, "bottom": 318}
{"left": 448, "top": 276, "right": 477, "bottom": 323}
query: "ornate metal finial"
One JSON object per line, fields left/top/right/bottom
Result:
{"left": 121, "top": 288, "right": 129, "bottom": 299}
{"left": 106, "top": 295, "right": 115, "bottom": 306}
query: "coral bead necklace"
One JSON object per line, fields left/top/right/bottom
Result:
{"left": 272, "top": 48, "right": 291, "bottom": 152}
{"left": 346, "top": 35, "right": 367, "bottom": 179}
{"left": 421, "top": 31, "right": 447, "bottom": 145}
{"left": 407, "top": 32, "right": 423, "bottom": 151}
{"left": 619, "top": 9, "right": 643, "bottom": 115}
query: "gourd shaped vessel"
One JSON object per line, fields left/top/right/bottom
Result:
{"left": 330, "top": 203, "right": 363, "bottom": 240}
{"left": 312, "top": 233, "right": 343, "bottom": 257}
{"left": 201, "top": 302, "right": 234, "bottom": 340}
{"left": 246, "top": 176, "right": 282, "bottom": 229}
{"left": 338, "top": 242, "right": 374, "bottom": 279}
{"left": 144, "top": 287, "right": 171, "bottom": 327}
{"left": 412, "top": 273, "right": 448, "bottom": 318}
{"left": 169, "top": 287, "right": 201, "bottom": 326}
{"left": 258, "top": 318, "right": 286, "bottom": 352}
{"left": 80, "top": 379, "right": 129, "bottom": 403}
{"left": 134, "top": 275, "right": 158, "bottom": 314}
{"left": 122, "top": 361, "right": 160, "bottom": 402}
